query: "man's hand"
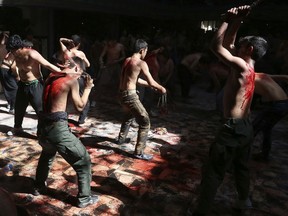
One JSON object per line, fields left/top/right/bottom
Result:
{"left": 223, "top": 5, "right": 251, "bottom": 23}
{"left": 237, "top": 5, "right": 251, "bottom": 18}
{"left": 60, "top": 38, "right": 75, "bottom": 49}
{"left": 84, "top": 73, "right": 94, "bottom": 89}
{"left": 160, "top": 86, "right": 166, "bottom": 94}
{"left": 3, "top": 31, "right": 10, "bottom": 38}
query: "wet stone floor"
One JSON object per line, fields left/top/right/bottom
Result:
{"left": 0, "top": 86, "right": 288, "bottom": 216}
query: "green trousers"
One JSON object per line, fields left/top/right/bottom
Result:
{"left": 36, "top": 113, "right": 92, "bottom": 203}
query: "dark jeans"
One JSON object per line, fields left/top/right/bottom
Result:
{"left": 36, "top": 112, "right": 92, "bottom": 203}
{"left": 14, "top": 79, "right": 43, "bottom": 128}
{"left": 195, "top": 118, "right": 253, "bottom": 214}
{"left": 0, "top": 67, "right": 18, "bottom": 110}
{"left": 118, "top": 90, "right": 150, "bottom": 154}
{"left": 252, "top": 100, "right": 288, "bottom": 157}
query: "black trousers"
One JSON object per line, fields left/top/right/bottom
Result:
{"left": 14, "top": 79, "right": 43, "bottom": 128}
{"left": 0, "top": 67, "right": 18, "bottom": 109}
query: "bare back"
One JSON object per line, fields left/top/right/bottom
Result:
{"left": 255, "top": 73, "right": 288, "bottom": 102}
{"left": 43, "top": 73, "right": 78, "bottom": 113}
{"left": 223, "top": 64, "right": 255, "bottom": 119}
{"left": 119, "top": 57, "right": 142, "bottom": 91}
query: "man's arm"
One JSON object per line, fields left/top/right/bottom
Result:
{"left": 59, "top": 38, "right": 73, "bottom": 53}
{"left": 70, "top": 74, "right": 94, "bottom": 112}
{"left": 78, "top": 51, "right": 90, "bottom": 68}
{"left": 99, "top": 45, "right": 107, "bottom": 68}
{"left": 210, "top": 22, "right": 237, "bottom": 67}
{"left": 222, "top": 6, "right": 250, "bottom": 53}
{"left": 59, "top": 38, "right": 78, "bottom": 68}
{"left": 222, "top": 19, "right": 241, "bottom": 53}
{"left": 210, "top": 6, "right": 250, "bottom": 69}
{"left": 137, "top": 78, "right": 149, "bottom": 87}
{"left": 30, "top": 50, "right": 61, "bottom": 72}
{"left": 269, "top": 74, "right": 288, "bottom": 83}
{"left": 140, "top": 61, "right": 166, "bottom": 94}
{"left": 0, "top": 32, "right": 9, "bottom": 45}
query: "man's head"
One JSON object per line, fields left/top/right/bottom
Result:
{"left": 134, "top": 39, "right": 148, "bottom": 58}
{"left": 6, "top": 34, "right": 23, "bottom": 52}
{"left": 68, "top": 56, "right": 85, "bottom": 73}
{"left": 22, "top": 39, "right": 33, "bottom": 48}
{"left": 237, "top": 36, "right": 268, "bottom": 61}
{"left": 71, "top": 34, "right": 81, "bottom": 47}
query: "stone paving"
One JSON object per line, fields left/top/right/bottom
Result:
{"left": 0, "top": 85, "right": 288, "bottom": 216}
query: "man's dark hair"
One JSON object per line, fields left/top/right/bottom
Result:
{"left": 71, "top": 34, "right": 81, "bottom": 47}
{"left": 238, "top": 36, "right": 268, "bottom": 61}
{"left": 22, "top": 39, "right": 33, "bottom": 48}
{"left": 134, "top": 39, "right": 148, "bottom": 53}
{"left": 6, "top": 34, "right": 23, "bottom": 51}
{"left": 69, "top": 56, "right": 85, "bottom": 71}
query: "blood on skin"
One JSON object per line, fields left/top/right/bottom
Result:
{"left": 43, "top": 74, "right": 71, "bottom": 111}
{"left": 241, "top": 65, "right": 255, "bottom": 109}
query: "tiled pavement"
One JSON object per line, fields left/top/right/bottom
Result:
{"left": 0, "top": 85, "right": 288, "bottom": 216}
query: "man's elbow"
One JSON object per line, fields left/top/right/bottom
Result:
{"left": 76, "top": 107, "right": 84, "bottom": 112}
{"left": 75, "top": 103, "right": 86, "bottom": 112}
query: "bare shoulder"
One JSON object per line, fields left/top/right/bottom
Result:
{"left": 138, "top": 59, "right": 148, "bottom": 69}
{"left": 124, "top": 57, "right": 132, "bottom": 64}
{"left": 61, "top": 75, "right": 78, "bottom": 89}
{"left": 75, "top": 49, "right": 85, "bottom": 55}
{"left": 28, "top": 48, "right": 41, "bottom": 57}
{"left": 139, "top": 59, "right": 147, "bottom": 65}
{"left": 231, "top": 56, "right": 249, "bottom": 72}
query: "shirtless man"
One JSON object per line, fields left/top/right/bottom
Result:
{"left": 6, "top": 34, "right": 61, "bottom": 134}
{"left": 99, "top": 37, "right": 125, "bottom": 70}
{"left": 98, "top": 37, "right": 126, "bottom": 96}
{"left": 34, "top": 56, "right": 98, "bottom": 208}
{"left": 252, "top": 73, "right": 288, "bottom": 161}
{"left": 0, "top": 31, "right": 9, "bottom": 93}
{"left": 178, "top": 52, "right": 203, "bottom": 99}
{"left": 0, "top": 51, "right": 18, "bottom": 113}
{"left": 157, "top": 49, "right": 175, "bottom": 92}
{"left": 117, "top": 39, "right": 166, "bottom": 161}
{"left": 0, "top": 31, "right": 19, "bottom": 113}
{"left": 58, "top": 35, "right": 90, "bottom": 68}
{"left": 217, "top": 72, "right": 288, "bottom": 161}
{"left": 59, "top": 35, "right": 91, "bottom": 126}
{"left": 188, "top": 6, "right": 268, "bottom": 215}
{"left": 0, "top": 31, "right": 9, "bottom": 62}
